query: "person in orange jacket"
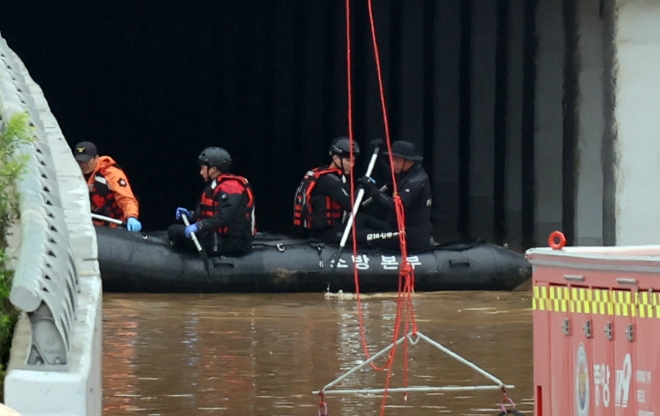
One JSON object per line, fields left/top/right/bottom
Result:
{"left": 73, "top": 141, "right": 142, "bottom": 232}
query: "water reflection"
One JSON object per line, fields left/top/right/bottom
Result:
{"left": 103, "top": 291, "right": 533, "bottom": 415}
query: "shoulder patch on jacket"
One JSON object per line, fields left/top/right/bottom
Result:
{"left": 118, "top": 179, "right": 127, "bottom": 187}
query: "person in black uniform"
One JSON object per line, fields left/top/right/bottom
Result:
{"left": 293, "top": 137, "right": 387, "bottom": 243}
{"left": 169, "top": 147, "right": 256, "bottom": 256}
{"left": 357, "top": 140, "right": 433, "bottom": 253}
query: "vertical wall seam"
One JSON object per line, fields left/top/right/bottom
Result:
{"left": 458, "top": 0, "right": 472, "bottom": 238}
{"left": 494, "top": 0, "right": 510, "bottom": 244}
{"left": 562, "top": 0, "right": 579, "bottom": 245}
{"left": 521, "top": 0, "right": 539, "bottom": 248}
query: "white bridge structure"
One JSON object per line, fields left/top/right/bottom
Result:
{"left": 0, "top": 35, "right": 102, "bottom": 416}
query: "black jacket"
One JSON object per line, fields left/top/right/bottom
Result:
{"left": 312, "top": 172, "right": 353, "bottom": 214}
{"left": 368, "top": 163, "right": 432, "bottom": 251}
{"left": 195, "top": 176, "right": 255, "bottom": 242}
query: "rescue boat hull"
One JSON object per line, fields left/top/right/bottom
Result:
{"left": 96, "top": 227, "right": 531, "bottom": 293}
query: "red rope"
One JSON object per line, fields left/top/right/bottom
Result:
{"left": 318, "top": 392, "right": 328, "bottom": 416}
{"left": 343, "top": 1, "right": 418, "bottom": 415}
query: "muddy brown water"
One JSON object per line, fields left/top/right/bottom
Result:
{"left": 103, "top": 289, "right": 533, "bottom": 416}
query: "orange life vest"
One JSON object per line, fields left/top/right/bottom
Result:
{"left": 199, "top": 174, "right": 256, "bottom": 237}
{"left": 293, "top": 166, "right": 344, "bottom": 229}
{"left": 89, "top": 166, "right": 124, "bottom": 222}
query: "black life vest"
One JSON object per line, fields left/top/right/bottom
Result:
{"left": 89, "top": 168, "right": 123, "bottom": 222}
{"left": 293, "top": 166, "right": 344, "bottom": 229}
{"left": 199, "top": 174, "right": 256, "bottom": 238}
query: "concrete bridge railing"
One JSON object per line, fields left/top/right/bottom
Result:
{"left": 0, "top": 33, "right": 102, "bottom": 416}
{"left": 2, "top": 60, "right": 79, "bottom": 366}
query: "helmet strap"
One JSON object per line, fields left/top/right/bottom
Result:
{"left": 210, "top": 166, "right": 222, "bottom": 178}
{"left": 331, "top": 155, "right": 344, "bottom": 172}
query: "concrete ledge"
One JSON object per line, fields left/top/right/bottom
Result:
{"left": 5, "top": 276, "right": 102, "bottom": 416}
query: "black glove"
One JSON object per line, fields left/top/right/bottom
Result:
{"left": 368, "top": 138, "right": 384, "bottom": 155}
{"left": 357, "top": 176, "right": 379, "bottom": 196}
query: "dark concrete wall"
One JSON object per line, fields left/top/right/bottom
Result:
{"left": 0, "top": 0, "right": 566, "bottom": 248}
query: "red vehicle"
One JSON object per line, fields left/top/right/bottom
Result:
{"left": 527, "top": 232, "right": 659, "bottom": 416}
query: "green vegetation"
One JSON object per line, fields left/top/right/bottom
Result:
{"left": 0, "top": 110, "right": 33, "bottom": 397}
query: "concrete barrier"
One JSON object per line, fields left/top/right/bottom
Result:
{"left": 0, "top": 403, "right": 21, "bottom": 416}
{"left": 1, "top": 33, "right": 102, "bottom": 416}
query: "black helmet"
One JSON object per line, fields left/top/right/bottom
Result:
{"left": 329, "top": 136, "right": 360, "bottom": 158}
{"left": 199, "top": 147, "right": 232, "bottom": 172}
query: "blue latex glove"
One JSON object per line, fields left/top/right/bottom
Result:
{"left": 175, "top": 207, "right": 193, "bottom": 221}
{"left": 126, "top": 217, "right": 142, "bottom": 232}
{"left": 184, "top": 222, "right": 200, "bottom": 239}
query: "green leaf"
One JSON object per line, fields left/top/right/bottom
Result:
{"left": 0, "top": 110, "right": 33, "bottom": 399}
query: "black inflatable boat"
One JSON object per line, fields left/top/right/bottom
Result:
{"left": 96, "top": 227, "right": 531, "bottom": 293}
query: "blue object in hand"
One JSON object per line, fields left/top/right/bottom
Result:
{"left": 126, "top": 217, "right": 142, "bottom": 232}
{"left": 357, "top": 176, "right": 376, "bottom": 187}
{"left": 184, "top": 222, "right": 200, "bottom": 239}
{"left": 175, "top": 207, "right": 193, "bottom": 221}
{"left": 357, "top": 176, "right": 379, "bottom": 197}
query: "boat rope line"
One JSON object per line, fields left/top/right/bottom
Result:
{"left": 314, "top": 1, "right": 515, "bottom": 414}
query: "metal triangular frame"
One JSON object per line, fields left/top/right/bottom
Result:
{"left": 312, "top": 330, "right": 514, "bottom": 396}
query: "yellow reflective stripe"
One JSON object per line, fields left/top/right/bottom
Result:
{"left": 560, "top": 287, "right": 571, "bottom": 312}
{"left": 639, "top": 292, "right": 648, "bottom": 318}
{"left": 541, "top": 286, "right": 547, "bottom": 311}
{"left": 532, "top": 284, "right": 659, "bottom": 319}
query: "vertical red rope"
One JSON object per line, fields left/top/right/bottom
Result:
{"left": 345, "top": 0, "right": 372, "bottom": 379}
{"left": 367, "top": 1, "right": 418, "bottom": 414}
{"left": 365, "top": 1, "right": 395, "bottom": 193}
{"left": 344, "top": 2, "right": 418, "bottom": 415}
{"left": 346, "top": 0, "right": 361, "bottom": 312}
